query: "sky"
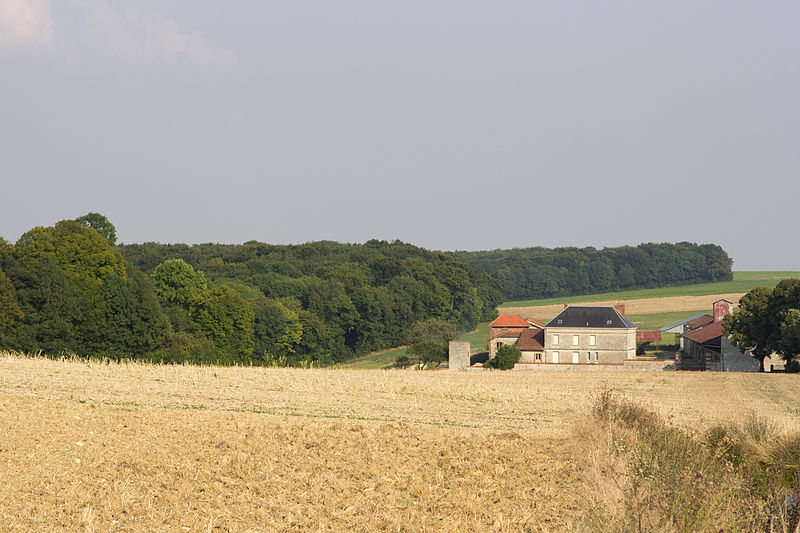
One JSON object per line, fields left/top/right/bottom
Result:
{"left": 1, "top": 1, "right": 798, "bottom": 270}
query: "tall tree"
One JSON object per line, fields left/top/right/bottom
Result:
{"left": 724, "top": 286, "right": 773, "bottom": 372}
{"left": 406, "top": 318, "right": 456, "bottom": 369}
{"left": 100, "top": 268, "right": 169, "bottom": 359}
{"left": 150, "top": 259, "right": 207, "bottom": 308}
{"left": 75, "top": 212, "right": 117, "bottom": 246}
{"left": 778, "top": 309, "right": 800, "bottom": 364}
{"left": 0, "top": 268, "right": 24, "bottom": 349}
{"left": 190, "top": 286, "right": 255, "bottom": 362}
{"left": 16, "top": 220, "right": 126, "bottom": 284}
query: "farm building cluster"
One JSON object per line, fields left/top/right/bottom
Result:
{"left": 449, "top": 300, "right": 783, "bottom": 372}
{"left": 486, "top": 304, "right": 636, "bottom": 365}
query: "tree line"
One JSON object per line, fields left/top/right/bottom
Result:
{"left": 0, "top": 215, "right": 504, "bottom": 366}
{"left": 457, "top": 242, "right": 733, "bottom": 300}
{"left": 724, "top": 279, "right": 800, "bottom": 372}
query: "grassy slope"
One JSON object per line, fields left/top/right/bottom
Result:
{"left": 348, "top": 271, "right": 799, "bottom": 367}
{"left": 498, "top": 271, "right": 800, "bottom": 308}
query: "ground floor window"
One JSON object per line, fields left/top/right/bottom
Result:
{"left": 572, "top": 352, "right": 579, "bottom": 364}
{"left": 586, "top": 352, "right": 591, "bottom": 363}
{"left": 535, "top": 353, "right": 542, "bottom": 362}
{"left": 552, "top": 351, "right": 559, "bottom": 363}
{"left": 594, "top": 352, "right": 599, "bottom": 363}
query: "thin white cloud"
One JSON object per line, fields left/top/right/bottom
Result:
{"left": 0, "top": 0, "right": 236, "bottom": 67}
{"left": 0, "top": 0, "right": 54, "bottom": 55}
{"left": 69, "top": 0, "right": 236, "bottom": 68}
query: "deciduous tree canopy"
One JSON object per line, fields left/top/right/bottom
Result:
{"left": 458, "top": 242, "right": 733, "bottom": 300}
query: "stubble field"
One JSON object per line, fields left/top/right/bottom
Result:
{"left": 1, "top": 353, "right": 799, "bottom": 532}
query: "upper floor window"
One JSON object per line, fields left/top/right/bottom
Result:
{"left": 589, "top": 335, "right": 596, "bottom": 346}
{"left": 572, "top": 335, "right": 579, "bottom": 345}
{"left": 553, "top": 334, "right": 559, "bottom": 345}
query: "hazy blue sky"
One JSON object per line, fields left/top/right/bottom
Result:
{"left": 2, "top": 1, "right": 798, "bottom": 269}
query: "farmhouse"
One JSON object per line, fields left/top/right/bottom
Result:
{"left": 543, "top": 305, "right": 637, "bottom": 364}
{"left": 487, "top": 314, "right": 544, "bottom": 358}
{"left": 486, "top": 306, "right": 637, "bottom": 365}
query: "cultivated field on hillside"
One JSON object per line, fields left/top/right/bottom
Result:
{"left": 499, "top": 271, "right": 800, "bottom": 309}
{"left": 2, "top": 353, "right": 799, "bottom": 531}
{"left": 504, "top": 292, "right": 748, "bottom": 323}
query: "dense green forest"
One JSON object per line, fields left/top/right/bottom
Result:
{"left": 0, "top": 215, "right": 503, "bottom": 365}
{"left": 458, "top": 243, "right": 733, "bottom": 300}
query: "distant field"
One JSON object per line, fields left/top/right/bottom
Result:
{"left": 1, "top": 353, "right": 799, "bottom": 531}
{"left": 499, "top": 271, "right": 800, "bottom": 308}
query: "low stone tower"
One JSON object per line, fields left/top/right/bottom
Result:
{"left": 448, "top": 341, "right": 470, "bottom": 371}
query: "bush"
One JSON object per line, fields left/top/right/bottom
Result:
{"left": 485, "top": 345, "right": 521, "bottom": 370}
{"left": 785, "top": 359, "right": 800, "bottom": 373}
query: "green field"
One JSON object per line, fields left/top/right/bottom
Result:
{"left": 626, "top": 311, "right": 705, "bottom": 331}
{"left": 499, "top": 271, "right": 800, "bottom": 308}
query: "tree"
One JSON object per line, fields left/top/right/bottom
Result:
{"left": 485, "top": 344, "right": 521, "bottom": 370}
{"left": 0, "top": 268, "right": 24, "bottom": 349}
{"left": 406, "top": 319, "right": 456, "bottom": 369}
{"left": 252, "top": 298, "right": 303, "bottom": 362}
{"left": 778, "top": 309, "right": 800, "bottom": 363}
{"left": 100, "top": 268, "right": 169, "bottom": 359}
{"left": 16, "top": 220, "right": 126, "bottom": 285}
{"left": 190, "top": 286, "right": 254, "bottom": 363}
{"left": 724, "top": 287, "right": 773, "bottom": 372}
{"left": 150, "top": 259, "right": 207, "bottom": 308}
{"left": 75, "top": 212, "right": 117, "bottom": 246}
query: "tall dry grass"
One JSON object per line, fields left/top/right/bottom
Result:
{"left": 576, "top": 390, "right": 800, "bottom": 532}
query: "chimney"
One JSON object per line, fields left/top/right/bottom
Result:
{"left": 713, "top": 300, "right": 733, "bottom": 323}
{"left": 613, "top": 302, "right": 626, "bottom": 316}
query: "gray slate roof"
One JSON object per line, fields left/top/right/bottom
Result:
{"left": 545, "top": 306, "right": 636, "bottom": 329}
{"left": 659, "top": 313, "right": 708, "bottom": 332}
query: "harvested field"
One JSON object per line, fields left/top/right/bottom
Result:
{"left": 504, "top": 293, "right": 745, "bottom": 323}
{"left": 1, "top": 353, "right": 799, "bottom": 531}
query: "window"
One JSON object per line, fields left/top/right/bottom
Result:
{"left": 496, "top": 342, "right": 503, "bottom": 351}
{"left": 552, "top": 351, "right": 559, "bottom": 363}
{"left": 535, "top": 353, "right": 542, "bottom": 362}
{"left": 572, "top": 335, "right": 579, "bottom": 345}
{"left": 589, "top": 335, "right": 596, "bottom": 346}
{"left": 594, "top": 352, "right": 599, "bottom": 363}
{"left": 572, "top": 352, "right": 579, "bottom": 364}
{"left": 553, "top": 334, "right": 559, "bottom": 345}
{"left": 586, "top": 352, "right": 591, "bottom": 363}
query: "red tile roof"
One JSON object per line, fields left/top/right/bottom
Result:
{"left": 636, "top": 330, "right": 662, "bottom": 343}
{"left": 517, "top": 328, "right": 545, "bottom": 351}
{"left": 490, "top": 314, "right": 531, "bottom": 328}
{"left": 526, "top": 318, "right": 546, "bottom": 328}
{"left": 685, "top": 314, "right": 713, "bottom": 330}
{"left": 488, "top": 329, "right": 523, "bottom": 341}
{"left": 682, "top": 321, "right": 723, "bottom": 344}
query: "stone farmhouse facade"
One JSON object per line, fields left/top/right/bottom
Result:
{"left": 487, "top": 305, "right": 637, "bottom": 366}
{"left": 543, "top": 306, "right": 637, "bottom": 364}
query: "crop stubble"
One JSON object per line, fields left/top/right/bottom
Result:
{"left": 1, "top": 354, "right": 798, "bottom": 531}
